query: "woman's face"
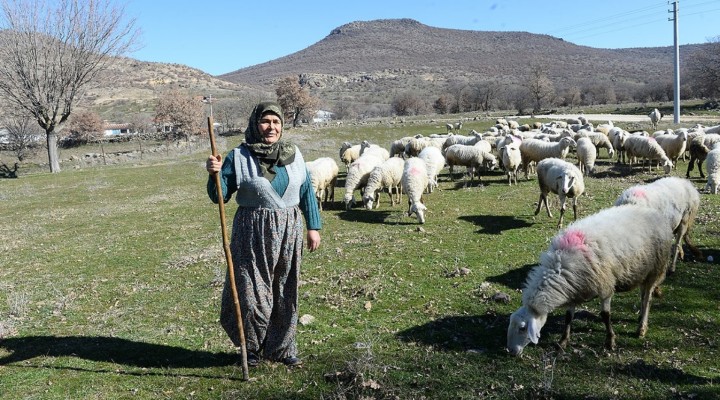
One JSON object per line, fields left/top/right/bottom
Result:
{"left": 257, "top": 112, "right": 283, "bottom": 144}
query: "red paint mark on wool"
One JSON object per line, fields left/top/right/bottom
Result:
{"left": 648, "top": 137, "right": 657, "bottom": 142}
{"left": 630, "top": 187, "right": 647, "bottom": 199}
{"left": 555, "top": 229, "right": 588, "bottom": 253}
{"left": 409, "top": 166, "right": 421, "bottom": 175}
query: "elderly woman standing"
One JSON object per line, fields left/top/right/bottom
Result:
{"left": 205, "top": 101, "right": 321, "bottom": 367}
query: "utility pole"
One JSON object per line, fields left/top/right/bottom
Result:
{"left": 669, "top": 1, "right": 680, "bottom": 124}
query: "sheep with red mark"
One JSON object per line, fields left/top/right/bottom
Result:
{"left": 507, "top": 204, "right": 674, "bottom": 356}
{"left": 614, "top": 176, "right": 702, "bottom": 273}
{"left": 534, "top": 158, "right": 585, "bottom": 228}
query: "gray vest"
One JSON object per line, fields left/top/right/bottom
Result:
{"left": 233, "top": 145, "right": 306, "bottom": 209}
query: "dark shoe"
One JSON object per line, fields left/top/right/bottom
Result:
{"left": 246, "top": 352, "right": 260, "bottom": 367}
{"left": 282, "top": 356, "right": 303, "bottom": 366}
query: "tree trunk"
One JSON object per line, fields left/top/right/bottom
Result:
{"left": 46, "top": 131, "right": 61, "bottom": 173}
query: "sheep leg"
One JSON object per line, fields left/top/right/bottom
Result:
{"left": 600, "top": 297, "right": 616, "bottom": 350}
{"left": 558, "top": 307, "right": 575, "bottom": 349}
{"left": 557, "top": 195, "right": 567, "bottom": 228}
{"left": 637, "top": 286, "right": 654, "bottom": 338}
{"left": 534, "top": 192, "right": 551, "bottom": 218}
{"left": 572, "top": 197, "right": 579, "bottom": 221}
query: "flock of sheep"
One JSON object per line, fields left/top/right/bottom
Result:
{"left": 304, "top": 112, "right": 720, "bottom": 354}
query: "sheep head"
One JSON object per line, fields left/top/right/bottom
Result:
{"left": 507, "top": 305, "right": 547, "bottom": 356}
{"left": 409, "top": 202, "right": 427, "bottom": 224}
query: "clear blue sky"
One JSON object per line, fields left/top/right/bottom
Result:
{"left": 124, "top": 0, "right": 720, "bottom": 76}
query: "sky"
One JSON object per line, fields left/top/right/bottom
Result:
{"left": 123, "top": 0, "right": 720, "bottom": 77}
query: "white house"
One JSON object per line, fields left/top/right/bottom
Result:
{"left": 313, "top": 110, "right": 334, "bottom": 123}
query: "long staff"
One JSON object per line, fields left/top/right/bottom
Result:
{"left": 207, "top": 115, "right": 249, "bottom": 380}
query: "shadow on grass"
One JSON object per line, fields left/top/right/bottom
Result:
{"left": 613, "top": 359, "right": 714, "bottom": 385}
{"left": 396, "top": 314, "right": 508, "bottom": 355}
{"left": 0, "top": 335, "right": 237, "bottom": 371}
{"left": 337, "top": 209, "right": 417, "bottom": 225}
{"left": 458, "top": 214, "right": 533, "bottom": 235}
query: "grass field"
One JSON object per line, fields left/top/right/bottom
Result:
{"left": 1, "top": 114, "right": 719, "bottom": 399}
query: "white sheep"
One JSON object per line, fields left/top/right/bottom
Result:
{"left": 502, "top": 142, "right": 522, "bottom": 186}
{"left": 614, "top": 176, "right": 702, "bottom": 273}
{"left": 608, "top": 127, "right": 629, "bottom": 164}
{"left": 519, "top": 137, "right": 577, "bottom": 179}
{"left": 402, "top": 157, "right": 429, "bottom": 224}
{"left": 444, "top": 144, "right": 498, "bottom": 185}
{"left": 534, "top": 157, "right": 585, "bottom": 228}
{"left": 581, "top": 131, "right": 614, "bottom": 158}
{"left": 360, "top": 140, "right": 390, "bottom": 160}
{"left": 575, "top": 136, "right": 597, "bottom": 176}
{"left": 623, "top": 135, "right": 673, "bottom": 174}
{"left": 655, "top": 130, "right": 687, "bottom": 167}
{"left": 506, "top": 204, "right": 674, "bottom": 356}
{"left": 362, "top": 157, "right": 405, "bottom": 209}
{"left": 442, "top": 131, "right": 483, "bottom": 152}
{"left": 405, "top": 136, "right": 445, "bottom": 157}
{"left": 704, "top": 144, "right": 720, "bottom": 194}
{"left": 389, "top": 135, "right": 421, "bottom": 158}
{"left": 339, "top": 142, "right": 361, "bottom": 170}
{"left": 419, "top": 146, "right": 446, "bottom": 193}
{"left": 342, "top": 153, "right": 384, "bottom": 210}
{"left": 305, "top": 157, "right": 339, "bottom": 210}
{"left": 649, "top": 108, "right": 663, "bottom": 129}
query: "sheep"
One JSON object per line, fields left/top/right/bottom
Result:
{"left": 614, "top": 176, "right": 702, "bottom": 274}
{"left": 534, "top": 158, "right": 585, "bottom": 228}
{"left": 649, "top": 108, "right": 663, "bottom": 129}
{"left": 342, "top": 153, "right": 384, "bottom": 210}
{"left": 704, "top": 144, "right": 720, "bottom": 194}
{"left": 402, "top": 157, "right": 429, "bottom": 224}
{"left": 305, "top": 157, "right": 339, "bottom": 210}
{"left": 446, "top": 123, "right": 454, "bottom": 134}
{"left": 360, "top": 140, "right": 390, "bottom": 160}
{"left": 519, "top": 137, "right": 577, "bottom": 179}
{"left": 442, "top": 131, "right": 483, "bottom": 152}
{"left": 575, "top": 137, "right": 597, "bottom": 176}
{"left": 502, "top": 142, "right": 522, "bottom": 186}
{"left": 506, "top": 204, "right": 674, "bottom": 356}
{"left": 623, "top": 135, "right": 673, "bottom": 174}
{"left": 655, "top": 130, "right": 687, "bottom": 167}
{"left": 361, "top": 157, "right": 405, "bottom": 209}
{"left": 389, "top": 135, "right": 421, "bottom": 158}
{"left": 444, "top": 144, "right": 498, "bottom": 185}
{"left": 686, "top": 133, "right": 720, "bottom": 178}
{"left": 418, "top": 146, "right": 446, "bottom": 193}
{"left": 609, "top": 127, "right": 629, "bottom": 164}
{"left": 405, "top": 136, "right": 445, "bottom": 157}
{"left": 581, "top": 131, "right": 614, "bottom": 158}
{"left": 339, "top": 142, "right": 361, "bottom": 170}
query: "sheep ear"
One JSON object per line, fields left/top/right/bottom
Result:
{"left": 528, "top": 317, "right": 542, "bottom": 344}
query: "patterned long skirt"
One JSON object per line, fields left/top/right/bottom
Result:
{"left": 220, "top": 205, "right": 304, "bottom": 361}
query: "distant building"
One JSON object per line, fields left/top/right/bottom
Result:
{"left": 313, "top": 110, "right": 334, "bottom": 123}
{"left": 103, "top": 123, "right": 132, "bottom": 136}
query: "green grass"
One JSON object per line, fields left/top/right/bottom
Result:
{"left": 1, "top": 115, "right": 719, "bottom": 399}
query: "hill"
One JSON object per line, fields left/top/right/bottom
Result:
{"left": 219, "top": 19, "right": 705, "bottom": 110}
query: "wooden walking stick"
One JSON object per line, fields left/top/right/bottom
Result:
{"left": 207, "top": 115, "right": 250, "bottom": 380}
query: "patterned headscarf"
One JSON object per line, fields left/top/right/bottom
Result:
{"left": 243, "top": 101, "right": 296, "bottom": 180}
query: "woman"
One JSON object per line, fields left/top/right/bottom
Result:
{"left": 205, "top": 101, "right": 321, "bottom": 367}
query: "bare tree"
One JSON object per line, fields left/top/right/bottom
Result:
{"left": 525, "top": 64, "right": 555, "bottom": 113}
{"left": 2, "top": 113, "right": 43, "bottom": 161}
{"left": 276, "top": 76, "right": 319, "bottom": 127}
{"left": 0, "top": 0, "right": 138, "bottom": 172}
{"left": 154, "top": 90, "right": 205, "bottom": 139}
{"left": 685, "top": 36, "right": 720, "bottom": 99}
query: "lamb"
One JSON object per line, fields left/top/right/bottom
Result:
{"left": 362, "top": 157, "right": 405, "bottom": 209}
{"left": 575, "top": 136, "right": 597, "bottom": 176}
{"left": 519, "top": 137, "right": 577, "bottom": 179}
{"left": 655, "top": 130, "right": 687, "bottom": 167}
{"left": 339, "top": 142, "right": 362, "bottom": 170}
{"left": 402, "top": 157, "right": 429, "bottom": 224}
{"left": 614, "top": 176, "right": 702, "bottom": 273}
{"left": 444, "top": 144, "right": 498, "bottom": 185}
{"left": 506, "top": 204, "right": 674, "bottom": 356}
{"left": 419, "top": 146, "right": 446, "bottom": 193}
{"left": 305, "top": 157, "right": 339, "bottom": 210}
{"left": 704, "top": 144, "right": 720, "bottom": 194}
{"left": 534, "top": 158, "right": 585, "bottom": 228}
{"left": 502, "top": 142, "right": 522, "bottom": 186}
{"left": 342, "top": 153, "right": 384, "bottom": 210}
{"left": 649, "top": 108, "right": 663, "bottom": 129}
{"left": 623, "top": 135, "right": 673, "bottom": 174}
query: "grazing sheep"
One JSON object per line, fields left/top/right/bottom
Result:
{"left": 342, "top": 153, "right": 384, "bottom": 210}
{"left": 419, "top": 146, "right": 446, "bottom": 193}
{"left": 502, "top": 142, "right": 522, "bottom": 186}
{"left": 506, "top": 204, "right": 674, "bottom": 356}
{"left": 305, "top": 157, "right": 339, "bottom": 210}
{"left": 655, "top": 130, "right": 687, "bottom": 167}
{"left": 402, "top": 157, "right": 429, "bottom": 224}
{"left": 362, "top": 157, "right": 405, "bottom": 209}
{"left": 704, "top": 144, "right": 720, "bottom": 194}
{"left": 575, "top": 137, "right": 597, "bottom": 176}
{"left": 339, "top": 142, "right": 362, "bottom": 170}
{"left": 534, "top": 158, "right": 585, "bottom": 228}
{"left": 519, "top": 137, "right": 577, "bottom": 179}
{"left": 614, "top": 177, "right": 702, "bottom": 273}
{"left": 582, "top": 131, "right": 615, "bottom": 158}
{"left": 360, "top": 140, "right": 390, "bottom": 160}
{"left": 623, "top": 135, "right": 673, "bottom": 174}
{"left": 686, "top": 133, "right": 720, "bottom": 179}
{"left": 649, "top": 108, "right": 663, "bottom": 129}
{"left": 389, "top": 135, "right": 421, "bottom": 158}
{"left": 442, "top": 131, "right": 483, "bottom": 152}
{"left": 446, "top": 123, "right": 454, "bottom": 134}
{"left": 444, "top": 144, "right": 498, "bottom": 185}
{"left": 405, "top": 136, "right": 445, "bottom": 157}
